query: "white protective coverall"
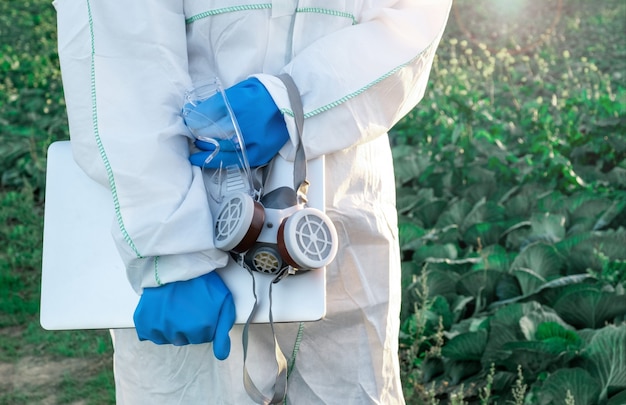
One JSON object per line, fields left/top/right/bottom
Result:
{"left": 54, "top": 0, "right": 452, "bottom": 404}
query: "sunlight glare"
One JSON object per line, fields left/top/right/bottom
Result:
{"left": 493, "top": 0, "right": 526, "bottom": 17}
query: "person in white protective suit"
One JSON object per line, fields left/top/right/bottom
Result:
{"left": 54, "top": 1, "right": 452, "bottom": 404}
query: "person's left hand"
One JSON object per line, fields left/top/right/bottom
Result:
{"left": 133, "top": 271, "right": 236, "bottom": 360}
{"left": 184, "top": 78, "right": 290, "bottom": 168}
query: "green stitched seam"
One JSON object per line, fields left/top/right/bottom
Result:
{"left": 186, "top": 4, "right": 271, "bottom": 24}
{"left": 186, "top": 5, "right": 356, "bottom": 25}
{"left": 287, "top": 322, "right": 304, "bottom": 377}
{"left": 86, "top": 0, "right": 142, "bottom": 259}
{"left": 295, "top": 7, "right": 357, "bottom": 25}
{"left": 288, "top": 42, "right": 436, "bottom": 120}
{"left": 283, "top": 321, "right": 304, "bottom": 405}
{"left": 154, "top": 256, "right": 162, "bottom": 286}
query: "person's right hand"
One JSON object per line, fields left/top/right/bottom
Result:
{"left": 184, "top": 78, "right": 290, "bottom": 169}
{"left": 133, "top": 271, "right": 236, "bottom": 360}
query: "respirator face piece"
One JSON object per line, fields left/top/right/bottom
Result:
{"left": 213, "top": 187, "right": 338, "bottom": 275}
{"left": 213, "top": 191, "right": 265, "bottom": 254}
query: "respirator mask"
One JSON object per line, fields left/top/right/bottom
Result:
{"left": 183, "top": 76, "right": 338, "bottom": 279}
{"left": 212, "top": 173, "right": 337, "bottom": 278}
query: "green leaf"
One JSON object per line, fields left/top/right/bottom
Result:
{"left": 608, "top": 167, "right": 626, "bottom": 189}
{"left": 510, "top": 243, "right": 563, "bottom": 280}
{"left": 519, "top": 308, "right": 571, "bottom": 342}
{"left": 504, "top": 193, "right": 535, "bottom": 219}
{"left": 428, "top": 295, "right": 455, "bottom": 330}
{"left": 392, "top": 145, "right": 431, "bottom": 186}
{"left": 462, "top": 181, "right": 498, "bottom": 204}
{"left": 396, "top": 191, "right": 421, "bottom": 215}
{"left": 568, "top": 194, "right": 625, "bottom": 234}
{"left": 513, "top": 267, "right": 546, "bottom": 296}
{"left": 571, "top": 197, "right": 614, "bottom": 225}
{"left": 413, "top": 243, "right": 459, "bottom": 265}
{"left": 462, "top": 221, "right": 505, "bottom": 247}
{"left": 567, "top": 229, "right": 626, "bottom": 275}
{"left": 607, "top": 389, "right": 626, "bottom": 405}
{"left": 423, "top": 256, "right": 479, "bottom": 274}
{"left": 457, "top": 269, "right": 503, "bottom": 304}
{"left": 475, "top": 248, "right": 514, "bottom": 272}
{"left": 535, "top": 322, "right": 583, "bottom": 348}
{"left": 423, "top": 269, "right": 460, "bottom": 298}
{"left": 414, "top": 199, "right": 449, "bottom": 229}
{"left": 447, "top": 315, "right": 489, "bottom": 338}
{"left": 465, "top": 164, "right": 497, "bottom": 186}
{"left": 398, "top": 220, "right": 427, "bottom": 252}
{"left": 492, "top": 370, "right": 518, "bottom": 393}
{"left": 539, "top": 368, "right": 602, "bottom": 405}
{"left": 441, "top": 329, "right": 488, "bottom": 361}
{"left": 555, "top": 232, "right": 596, "bottom": 258}
{"left": 499, "top": 340, "right": 565, "bottom": 374}
{"left": 529, "top": 212, "right": 567, "bottom": 244}
{"left": 460, "top": 198, "right": 506, "bottom": 234}
{"left": 445, "top": 360, "right": 482, "bottom": 385}
{"left": 593, "top": 198, "right": 626, "bottom": 231}
{"left": 552, "top": 284, "right": 626, "bottom": 329}
{"left": 537, "top": 190, "right": 568, "bottom": 213}
{"left": 566, "top": 191, "right": 603, "bottom": 214}
{"left": 495, "top": 274, "right": 523, "bottom": 301}
{"left": 435, "top": 198, "right": 472, "bottom": 228}
{"left": 483, "top": 302, "right": 541, "bottom": 364}
{"left": 501, "top": 184, "right": 552, "bottom": 219}
{"left": 450, "top": 295, "right": 476, "bottom": 321}
{"left": 569, "top": 216, "right": 599, "bottom": 235}
{"left": 420, "top": 356, "right": 444, "bottom": 383}
{"left": 0, "top": 137, "right": 31, "bottom": 173}
{"left": 490, "top": 274, "right": 594, "bottom": 309}
{"left": 582, "top": 324, "right": 626, "bottom": 401}
{"left": 502, "top": 339, "right": 571, "bottom": 358}
{"left": 401, "top": 261, "right": 421, "bottom": 289}
{"left": 480, "top": 244, "right": 509, "bottom": 257}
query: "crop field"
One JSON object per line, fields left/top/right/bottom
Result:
{"left": 1, "top": 0, "right": 624, "bottom": 404}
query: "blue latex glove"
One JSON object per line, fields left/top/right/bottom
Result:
{"left": 185, "top": 78, "right": 290, "bottom": 168}
{"left": 133, "top": 271, "right": 236, "bottom": 360}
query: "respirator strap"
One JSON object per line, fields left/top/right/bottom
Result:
{"left": 242, "top": 266, "right": 290, "bottom": 405}
{"left": 240, "top": 74, "right": 306, "bottom": 404}
{"left": 277, "top": 73, "right": 309, "bottom": 203}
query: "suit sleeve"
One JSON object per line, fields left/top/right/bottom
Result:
{"left": 255, "top": 0, "right": 453, "bottom": 159}
{"left": 54, "top": 0, "right": 228, "bottom": 293}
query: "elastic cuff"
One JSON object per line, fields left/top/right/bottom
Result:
{"left": 127, "top": 250, "right": 229, "bottom": 294}
{"left": 250, "top": 73, "right": 298, "bottom": 162}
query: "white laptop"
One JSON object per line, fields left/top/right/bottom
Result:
{"left": 40, "top": 141, "right": 327, "bottom": 330}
